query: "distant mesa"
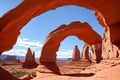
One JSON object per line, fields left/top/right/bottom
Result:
{"left": 4, "top": 55, "right": 17, "bottom": 62}
{"left": 22, "top": 47, "right": 38, "bottom": 69}
{"left": 72, "top": 45, "right": 80, "bottom": 61}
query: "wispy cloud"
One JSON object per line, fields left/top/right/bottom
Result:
{"left": 3, "top": 38, "right": 43, "bottom": 57}
{"left": 16, "top": 38, "right": 43, "bottom": 50}
{"left": 57, "top": 49, "right": 73, "bottom": 58}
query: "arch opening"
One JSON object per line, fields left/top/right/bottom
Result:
{"left": 56, "top": 36, "right": 84, "bottom": 59}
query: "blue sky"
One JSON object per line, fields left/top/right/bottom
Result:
{"left": 0, "top": 0, "right": 104, "bottom": 58}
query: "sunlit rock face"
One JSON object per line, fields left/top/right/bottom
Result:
{"left": 40, "top": 21, "right": 102, "bottom": 63}
{"left": 102, "top": 33, "right": 120, "bottom": 59}
{"left": 81, "top": 44, "right": 92, "bottom": 62}
{"left": 72, "top": 45, "right": 80, "bottom": 61}
{"left": 91, "top": 43, "right": 102, "bottom": 63}
{"left": 22, "top": 47, "right": 38, "bottom": 69}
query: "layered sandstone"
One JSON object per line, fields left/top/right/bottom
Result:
{"left": 22, "top": 47, "right": 38, "bottom": 69}
{"left": 72, "top": 45, "right": 80, "bottom": 61}
{"left": 102, "top": 33, "right": 120, "bottom": 59}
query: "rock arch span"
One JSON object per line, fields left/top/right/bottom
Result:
{"left": 40, "top": 21, "right": 102, "bottom": 64}
{"left": 0, "top": 0, "right": 120, "bottom": 54}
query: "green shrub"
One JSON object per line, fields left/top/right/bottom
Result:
{"left": 11, "top": 71, "right": 36, "bottom": 78}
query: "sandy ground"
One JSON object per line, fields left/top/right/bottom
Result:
{"left": 33, "top": 58, "right": 120, "bottom": 80}
{"left": 1, "top": 58, "right": 120, "bottom": 80}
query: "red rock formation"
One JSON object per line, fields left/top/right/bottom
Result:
{"left": 0, "top": 0, "right": 120, "bottom": 76}
{"left": 20, "top": 74, "right": 33, "bottom": 80}
{"left": 37, "top": 62, "right": 60, "bottom": 74}
{"left": 102, "top": 33, "right": 120, "bottom": 59}
{"left": 40, "top": 21, "right": 102, "bottom": 63}
{"left": 0, "top": 67, "right": 20, "bottom": 80}
{"left": 0, "top": 0, "right": 120, "bottom": 55}
{"left": 72, "top": 45, "right": 80, "bottom": 61}
{"left": 81, "top": 44, "right": 92, "bottom": 62}
{"left": 22, "top": 47, "right": 38, "bottom": 69}
{"left": 91, "top": 43, "right": 102, "bottom": 63}
{"left": 38, "top": 21, "right": 102, "bottom": 74}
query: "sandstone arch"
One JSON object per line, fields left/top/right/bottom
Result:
{"left": 40, "top": 21, "right": 102, "bottom": 63}
{"left": 39, "top": 21, "right": 102, "bottom": 74}
{"left": 0, "top": 0, "right": 120, "bottom": 54}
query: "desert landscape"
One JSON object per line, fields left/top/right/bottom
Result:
{"left": 0, "top": 0, "right": 120, "bottom": 80}
{"left": 1, "top": 58, "right": 120, "bottom": 80}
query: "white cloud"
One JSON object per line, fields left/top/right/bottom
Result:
{"left": 3, "top": 49, "right": 26, "bottom": 56}
{"left": 57, "top": 49, "right": 73, "bottom": 58}
{"left": 3, "top": 38, "right": 43, "bottom": 57}
{"left": 16, "top": 38, "right": 43, "bottom": 49}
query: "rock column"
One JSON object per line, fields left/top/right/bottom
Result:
{"left": 22, "top": 47, "right": 38, "bottom": 68}
{"left": 72, "top": 45, "right": 80, "bottom": 61}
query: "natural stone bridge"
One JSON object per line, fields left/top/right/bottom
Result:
{"left": 40, "top": 21, "right": 102, "bottom": 63}
{"left": 0, "top": 0, "right": 120, "bottom": 79}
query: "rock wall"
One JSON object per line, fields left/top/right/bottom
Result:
{"left": 91, "top": 43, "right": 102, "bottom": 63}
{"left": 22, "top": 47, "right": 38, "bottom": 69}
{"left": 72, "top": 45, "right": 80, "bottom": 61}
{"left": 102, "top": 32, "right": 120, "bottom": 59}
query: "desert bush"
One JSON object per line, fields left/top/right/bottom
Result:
{"left": 11, "top": 70, "right": 36, "bottom": 78}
